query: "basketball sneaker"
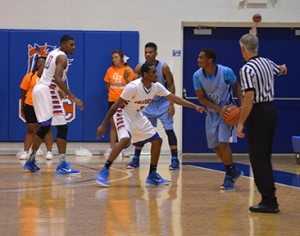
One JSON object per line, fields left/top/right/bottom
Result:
{"left": 231, "top": 167, "right": 244, "bottom": 183}
{"left": 220, "top": 175, "right": 235, "bottom": 190}
{"left": 24, "top": 158, "right": 40, "bottom": 172}
{"left": 95, "top": 167, "right": 110, "bottom": 187}
{"left": 146, "top": 172, "right": 170, "bottom": 185}
{"left": 45, "top": 151, "right": 53, "bottom": 160}
{"left": 19, "top": 151, "right": 28, "bottom": 160}
{"left": 126, "top": 156, "right": 140, "bottom": 169}
{"left": 56, "top": 160, "right": 81, "bottom": 175}
{"left": 169, "top": 157, "right": 180, "bottom": 170}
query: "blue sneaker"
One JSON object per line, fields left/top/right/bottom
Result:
{"left": 95, "top": 167, "right": 110, "bottom": 187}
{"left": 24, "top": 159, "right": 40, "bottom": 172}
{"left": 169, "top": 157, "right": 180, "bottom": 170}
{"left": 231, "top": 167, "right": 244, "bottom": 183}
{"left": 146, "top": 172, "right": 170, "bottom": 185}
{"left": 126, "top": 157, "right": 140, "bottom": 169}
{"left": 220, "top": 175, "right": 235, "bottom": 190}
{"left": 56, "top": 160, "right": 81, "bottom": 175}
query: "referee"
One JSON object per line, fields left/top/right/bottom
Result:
{"left": 237, "top": 33, "right": 287, "bottom": 213}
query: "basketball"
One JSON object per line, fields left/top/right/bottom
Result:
{"left": 223, "top": 105, "right": 240, "bottom": 126}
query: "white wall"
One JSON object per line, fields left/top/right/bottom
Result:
{"left": 1, "top": 0, "right": 299, "bottom": 153}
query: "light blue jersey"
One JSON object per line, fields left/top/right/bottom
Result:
{"left": 193, "top": 65, "right": 237, "bottom": 148}
{"left": 193, "top": 65, "right": 236, "bottom": 112}
{"left": 142, "top": 60, "right": 173, "bottom": 130}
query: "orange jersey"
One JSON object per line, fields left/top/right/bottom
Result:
{"left": 104, "top": 65, "right": 134, "bottom": 102}
{"left": 20, "top": 71, "right": 40, "bottom": 106}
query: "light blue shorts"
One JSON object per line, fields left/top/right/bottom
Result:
{"left": 142, "top": 98, "right": 174, "bottom": 130}
{"left": 205, "top": 111, "right": 237, "bottom": 149}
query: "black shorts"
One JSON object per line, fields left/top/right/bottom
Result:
{"left": 24, "top": 104, "right": 38, "bottom": 123}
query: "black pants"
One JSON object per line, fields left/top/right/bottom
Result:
{"left": 245, "top": 102, "right": 278, "bottom": 206}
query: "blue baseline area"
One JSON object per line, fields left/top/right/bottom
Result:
{"left": 183, "top": 162, "right": 300, "bottom": 189}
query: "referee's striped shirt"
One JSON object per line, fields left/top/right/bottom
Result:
{"left": 239, "top": 56, "right": 280, "bottom": 104}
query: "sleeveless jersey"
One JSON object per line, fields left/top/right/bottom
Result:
{"left": 40, "top": 48, "right": 68, "bottom": 87}
{"left": 152, "top": 61, "right": 167, "bottom": 101}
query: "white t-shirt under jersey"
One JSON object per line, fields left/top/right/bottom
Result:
{"left": 40, "top": 48, "right": 68, "bottom": 86}
{"left": 120, "top": 78, "right": 171, "bottom": 115}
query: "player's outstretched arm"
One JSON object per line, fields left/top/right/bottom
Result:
{"left": 165, "top": 93, "right": 206, "bottom": 113}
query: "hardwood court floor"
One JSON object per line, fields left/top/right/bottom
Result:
{"left": 0, "top": 149, "right": 300, "bottom": 236}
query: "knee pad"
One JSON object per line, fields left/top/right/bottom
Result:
{"left": 36, "top": 125, "right": 51, "bottom": 139}
{"left": 57, "top": 124, "right": 68, "bottom": 140}
{"left": 165, "top": 130, "right": 177, "bottom": 146}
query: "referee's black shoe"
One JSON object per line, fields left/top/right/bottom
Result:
{"left": 249, "top": 203, "right": 280, "bottom": 213}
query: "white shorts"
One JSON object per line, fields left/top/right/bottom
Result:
{"left": 113, "top": 108, "right": 156, "bottom": 144}
{"left": 32, "top": 83, "right": 66, "bottom": 126}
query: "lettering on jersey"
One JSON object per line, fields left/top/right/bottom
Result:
{"left": 134, "top": 99, "right": 152, "bottom": 105}
{"left": 134, "top": 99, "right": 152, "bottom": 112}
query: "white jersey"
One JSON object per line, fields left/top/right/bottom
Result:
{"left": 114, "top": 78, "right": 170, "bottom": 144}
{"left": 120, "top": 78, "right": 170, "bottom": 115}
{"left": 32, "top": 48, "right": 68, "bottom": 126}
{"left": 40, "top": 48, "right": 68, "bottom": 87}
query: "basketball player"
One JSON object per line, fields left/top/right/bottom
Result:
{"left": 23, "top": 35, "right": 84, "bottom": 174}
{"left": 95, "top": 62, "right": 206, "bottom": 187}
{"left": 193, "top": 48, "right": 243, "bottom": 190}
{"left": 126, "top": 42, "right": 180, "bottom": 171}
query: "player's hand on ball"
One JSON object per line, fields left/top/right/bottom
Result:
{"left": 221, "top": 105, "right": 231, "bottom": 119}
{"left": 222, "top": 105, "right": 241, "bottom": 126}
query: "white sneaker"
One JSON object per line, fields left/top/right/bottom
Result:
{"left": 36, "top": 149, "right": 44, "bottom": 156}
{"left": 104, "top": 148, "right": 112, "bottom": 159}
{"left": 45, "top": 151, "right": 53, "bottom": 160}
{"left": 19, "top": 151, "right": 28, "bottom": 160}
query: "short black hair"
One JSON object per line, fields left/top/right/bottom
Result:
{"left": 145, "top": 42, "right": 157, "bottom": 52}
{"left": 36, "top": 56, "right": 47, "bottom": 61}
{"left": 141, "top": 62, "right": 155, "bottom": 77}
{"left": 202, "top": 48, "right": 217, "bottom": 63}
{"left": 60, "top": 35, "right": 74, "bottom": 44}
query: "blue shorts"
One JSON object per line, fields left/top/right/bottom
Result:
{"left": 205, "top": 111, "right": 237, "bottom": 149}
{"left": 142, "top": 98, "right": 173, "bottom": 130}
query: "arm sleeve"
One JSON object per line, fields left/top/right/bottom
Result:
{"left": 120, "top": 82, "right": 136, "bottom": 100}
{"left": 20, "top": 72, "right": 32, "bottom": 90}
{"left": 155, "top": 83, "right": 171, "bottom": 97}
{"left": 104, "top": 67, "right": 111, "bottom": 83}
